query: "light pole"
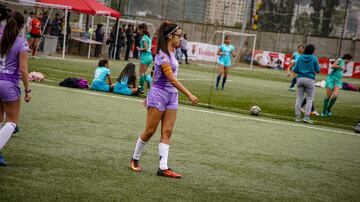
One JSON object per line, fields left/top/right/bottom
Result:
{"left": 338, "top": 0, "right": 350, "bottom": 57}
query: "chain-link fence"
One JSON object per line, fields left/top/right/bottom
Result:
{"left": 114, "top": 0, "right": 360, "bottom": 60}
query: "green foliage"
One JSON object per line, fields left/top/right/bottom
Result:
{"left": 295, "top": 13, "right": 314, "bottom": 34}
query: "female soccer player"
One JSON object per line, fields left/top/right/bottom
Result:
{"left": 29, "top": 12, "right": 42, "bottom": 57}
{"left": 90, "top": 59, "right": 114, "bottom": 92}
{"left": 287, "top": 45, "right": 304, "bottom": 91}
{"left": 130, "top": 21, "right": 198, "bottom": 178}
{"left": 113, "top": 63, "right": 139, "bottom": 96}
{"left": 321, "top": 53, "right": 352, "bottom": 117}
{"left": 215, "top": 36, "right": 236, "bottom": 90}
{"left": 0, "top": 12, "right": 31, "bottom": 166}
{"left": 293, "top": 44, "right": 320, "bottom": 124}
{"left": 137, "top": 23, "right": 153, "bottom": 93}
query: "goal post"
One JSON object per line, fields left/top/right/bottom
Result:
{"left": 208, "top": 30, "right": 257, "bottom": 70}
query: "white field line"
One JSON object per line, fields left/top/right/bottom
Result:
{"left": 31, "top": 83, "right": 358, "bottom": 137}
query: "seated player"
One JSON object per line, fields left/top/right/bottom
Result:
{"left": 91, "top": 59, "right": 113, "bottom": 92}
{"left": 113, "top": 63, "right": 139, "bottom": 96}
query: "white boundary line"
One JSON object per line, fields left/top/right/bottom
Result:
{"left": 31, "top": 83, "right": 358, "bottom": 137}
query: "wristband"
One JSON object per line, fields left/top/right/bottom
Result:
{"left": 25, "top": 89, "right": 31, "bottom": 93}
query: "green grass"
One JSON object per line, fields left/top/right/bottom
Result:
{"left": 28, "top": 57, "right": 360, "bottom": 130}
{"left": 1, "top": 84, "right": 360, "bottom": 201}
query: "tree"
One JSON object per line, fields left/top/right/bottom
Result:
{"left": 310, "top": 0, "right": 340, "bottom": 36}
{"left": 257, "top": 0, "right": 295, "bottom": 32}
{"left": 295, "top": 13, "right": 314, "bottom": 34}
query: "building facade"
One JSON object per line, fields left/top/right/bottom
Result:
{"left": 205, "top": 0, "right": 247, "bottom": 27}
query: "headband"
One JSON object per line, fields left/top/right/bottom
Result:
{"left": 165, "top": 25, "right": 180, "bottom": 38}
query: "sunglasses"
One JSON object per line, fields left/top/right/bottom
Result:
{"left": 172, "top": 33, "right": 182, "bottom": 38}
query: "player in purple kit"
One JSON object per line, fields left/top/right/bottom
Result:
{"left": 130, "top": 21, "right": 198, "bottom": 178}
{"left": 0, "top": 12, "right": 31, "bottom": 166}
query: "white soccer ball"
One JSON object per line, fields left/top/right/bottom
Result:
{"left": 250, "top": 106, "right": 261, "bottom": 116}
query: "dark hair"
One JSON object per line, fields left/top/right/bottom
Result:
{"left": 0, "top": 4, "right": 10, "bottom": 21}
{"left": 97, "top": 24, "right": 103, "bottom": 29}
{"left": 118, "top": 63, "right": 136, "bottom": 87}
{"left": 225, "top": 36, "right": 231, "bottom": 41}
{"left": 0, "top": 12, "right": 24, "bottom": 57}
{"left": 342, "top": 53, "right": 352, "bottom": 60}
{"left": 156, "top": 21, "right": 179, "bottom": 55}
{"left": 298, "top": 45, "right": 304, "bottom": 49}
{"left": 183, "top": 34, "right": 187, "bottom": 40}
{"left": 98, "top": 59, "right": 109, "bottom": 67}
{"left": 138, "top": 23, "right": 150, "bottom": 37}
{"left": 304, "top": 44, "right": 315, "bottom": 55}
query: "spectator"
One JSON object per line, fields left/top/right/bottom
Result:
{"left": 94, "top": 24, "right": 104, "bottom": 57}
{"left": 180, "top": 34, "right": 189, "bottom": 64}
{"left": 244, "top": 51, "right": 252, "bottom": 64}
{"left": 107, "top": 25, "right": 116, "bottom": 60}
{"left": 41, "top": 12, "right": 50, "bottom": 35}
{"left": 124, "top": 24, "right": 134, "bottom": 61}
{"left": 133, "top": 26, "right": 141, "bottom": 59}
{"left": 29, "top": 12, "right": 42, "bottom": 57}
{"left": 50, "top": 13, "right": 61, "bottom": 37}
{"left": 113, "top": 63, "right": 139, "bottom": 96}
{"left": 115, "top": 25, "right": 126, "bottom": 60}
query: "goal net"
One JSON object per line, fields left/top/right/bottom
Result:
{"left": 207, "top": 30, "right": 257, "bottom": 70}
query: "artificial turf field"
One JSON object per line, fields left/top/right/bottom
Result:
{"left": 0, "top": 57, "right": 359, "bottom": 201}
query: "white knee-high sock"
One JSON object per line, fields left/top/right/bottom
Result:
{"left": 132, "top": 137, "right": 147, "bottom": 160}
{"left": 159, "top": 143, "right": 170, "bottom": 170}
{"left": 0, "top": 122, "right": 16, "bottom": 150}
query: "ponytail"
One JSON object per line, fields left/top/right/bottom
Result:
{"left": 0, "top": 12, "right": 24, "bottom": 57}
{"left": 156, "top": 21, "right": 179, "bottom": 56}
{"left": 138, "top": 23, "right": 150, "bottom": 38}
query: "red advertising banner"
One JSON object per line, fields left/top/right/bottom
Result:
{"left": 353, "top": 62, "right": 360, "bottom": 79}
{"left": 253, "top": 50, "right": 360, "bottom": 79}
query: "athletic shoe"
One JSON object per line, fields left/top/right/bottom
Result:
{"left": 12, "top": 126, "right": 20, "bottom": 135}
{"left": 303, "top": 117, "right": 313, "bottom": 124}
{"left": 327, "top": 111, "right": 332, "bottom": 117}
{"left": 295, "top": 116, "right": 301, "bottom": 122}
{"left": 215, "top": 87, "right": 219, "bottom": 90}
{"left": 289, "top": 87, "right": 296, "bottom": 92}
{"left": 354, "top": 123, "right": 360, "bottom": 134}
{"left": 130, "top": 158, "right": 141, "bottom": 172}
{"left": 157, "top": 168, "right": 182, "bottom": 178}
{"left": 0, "top": 155, "right": 7, "bottom": 166}
{"left": 311, "top": 111, "right": 320, "bottom": 116}
{"left": 321, "top": 111, "right": 328, "bottom": 117}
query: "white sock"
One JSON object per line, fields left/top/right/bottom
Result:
{"left": 159, "top": 143, "right": 170, "bottom": 170}
{"left": 0, "top": 122, "right": 16, "bottom": 150}
{"left": 132, "top": 137, "right": 147, "bottom": 160}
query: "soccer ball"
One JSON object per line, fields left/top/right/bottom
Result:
{"left": 250, "top": 106, "right": 261, "bottom": 116}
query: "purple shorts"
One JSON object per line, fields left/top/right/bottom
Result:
{"left": 147, "top": 87, "right": 178, "bottom": 111}
{"left": 0, "top": 80, "right": 20, "bottom": 102}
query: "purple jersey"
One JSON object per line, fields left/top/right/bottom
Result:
{"left": 152, "top": 49, "right": 178, "bottom": 93}
{"left": 0, "top": 24, "right": 4, "bottom": 35}
{"left": 0, "top": 35, "right": 29, "bottom": 84}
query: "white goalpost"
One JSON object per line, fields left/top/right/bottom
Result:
{"left": 208, "top": 30, "right": 257, "bottom": 70}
